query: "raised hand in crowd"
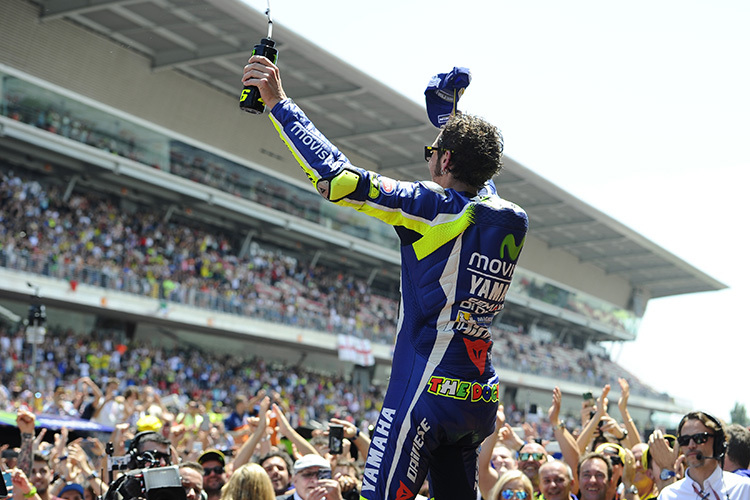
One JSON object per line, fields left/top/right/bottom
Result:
{"left": 598, "top": 414, "right": 628, "bottom": 443}
{"left": 271, "top": 403, "right": 318, "bottom": 459}
{"left": 233, "top": 396, "right": 272, "bottom": 469}
{"left": 577, "top": 384, "right": 610, "bottom": 452}
{"left": 10, "top": 468, "right": 42, "bottom": 500}
{"left": 51, "top": 427, "right": 70, "bottom": 464}
{"left": 647, "top": 429, "right": 681, "bottom": 486}
{"left": 548, "top": 386, "right": 580, "bottom": 491}
{"left": 617, "top": 377, "right": 640, "bottom": 448}
{"left": 328, "top": 417, "right": 370, "bottom": 465}
{"left": 478, "top": 405, "right": 521, "bottom": 500}
{"left": 522, "top": 422, "right": 540, "bottom": 444}
{"left": 15, "top": 407, "right": 37, "bottom": 476}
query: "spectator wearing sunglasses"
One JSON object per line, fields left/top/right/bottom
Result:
{"left": 198, "top": 450, "right": 227, "bottom": 500}
{"left": 659, "top": 411, "right": 750, "bottom": 500}
{"left": 518, "top": 442, "right": 548, "bottom": 497}
{"left": 489, "top": 470, "right": 534, "bottom": 500}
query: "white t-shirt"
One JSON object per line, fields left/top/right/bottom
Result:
{"left": 658, "top": 464, "right": 750, "bottom": 500}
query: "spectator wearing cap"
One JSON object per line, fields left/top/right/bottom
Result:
{"left": 136, "top": 414, "right": 163, "bottom": 433}
{"left": 198, "top": 450, "right": 227, "bottom": 500}
{"left": 58, "top": 483, "right": 84, "bottom": 500}
{"left": 280, "top": 454, "right": 341, "bottom": 500}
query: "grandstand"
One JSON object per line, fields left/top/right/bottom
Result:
{"left": 0, "top": 0, "right": 726, "bottom": 430}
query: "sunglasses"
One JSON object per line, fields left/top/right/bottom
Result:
{"left": 502, "top": 490, "right": 529, "bottom": 500}
{"left": 423, "top": 145, "right": 454, "bottom": 162}
{"left": 677, "top": 432, "right": 714, "bottom": 447}
{"left": 518, "top": 452, "right": 545, "bottom": 461}
{"left": 203, "top": 466, "right": 224, "bottom": 476}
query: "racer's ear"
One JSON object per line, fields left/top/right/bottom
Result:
{"left": 439, "top": 150, "right": 452, "bottom": 174}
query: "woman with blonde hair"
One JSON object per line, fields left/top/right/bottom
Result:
{"left": 488, "top": 469, "right": 534, "bottom": 500}
{"left": 219, "top": 463, "right": 275, "bottom": 500}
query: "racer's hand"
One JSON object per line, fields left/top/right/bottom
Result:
{"left": 242, "top": 56, "right": 286, "bottom": 110}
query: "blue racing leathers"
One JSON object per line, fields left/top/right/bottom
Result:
{"left": 269, "top": 99, "right": 528, "bottom": 500}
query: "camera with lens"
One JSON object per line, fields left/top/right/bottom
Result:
{"left": 104, "top": 465, "right": 185, "bottom": 500}
{"left": 104, "top": 436, "right": 185, "bottom": 500}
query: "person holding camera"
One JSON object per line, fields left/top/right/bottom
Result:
{"left": 279, "top": 455, "right": 341, "bottom": 500}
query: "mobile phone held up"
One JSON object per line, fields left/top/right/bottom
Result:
{"left": 328, "top": 424, "right": 344, "bottom": 455}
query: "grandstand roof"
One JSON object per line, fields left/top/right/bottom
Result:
{"left": 28, "top": 0, "right": 726, "bottom": 299}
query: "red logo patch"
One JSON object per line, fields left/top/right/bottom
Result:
{"left": 395, "top": 481, "right": 414, "bottom": 500}
{"left": 463, "top": 338, "right": 489, "bottom": 375}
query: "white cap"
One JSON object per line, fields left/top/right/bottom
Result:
{"left": 293, "top": 454, "right": 331, "bottom": 474}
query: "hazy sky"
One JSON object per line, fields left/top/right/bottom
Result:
{"left": 242, "top": 0, "right": 750, "bottom": 421}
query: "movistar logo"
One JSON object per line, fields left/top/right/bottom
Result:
{"left": 500, "top": 234, "right": 525, "bottom": 261}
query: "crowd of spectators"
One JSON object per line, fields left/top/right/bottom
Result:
{"left": 0, "top": 168, "right": 400, "bottom": 344}
{"left": 2, "top": 96, "right": 150, "bottom": 167}
{"left": 0, "top": 162, "right": 744, "bottom": 500}
{"left": 4, "top": 356, "right": 748, "bottom": 500}
{"left": 1, "top": 167, "right": 663, "bottom": 399}
{"left": 0, "top": 325, "right": 384, "bottom": 431}
{"left": 3, "top": 90, "right": 645, "bottom": 336}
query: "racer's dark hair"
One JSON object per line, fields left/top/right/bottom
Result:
{"left": 438, "top": 113, "right": 503, "bottom": 190}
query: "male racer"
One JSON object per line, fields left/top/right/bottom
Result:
{"left": 242, "top": 56, "right": 528, "bottom": 500}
